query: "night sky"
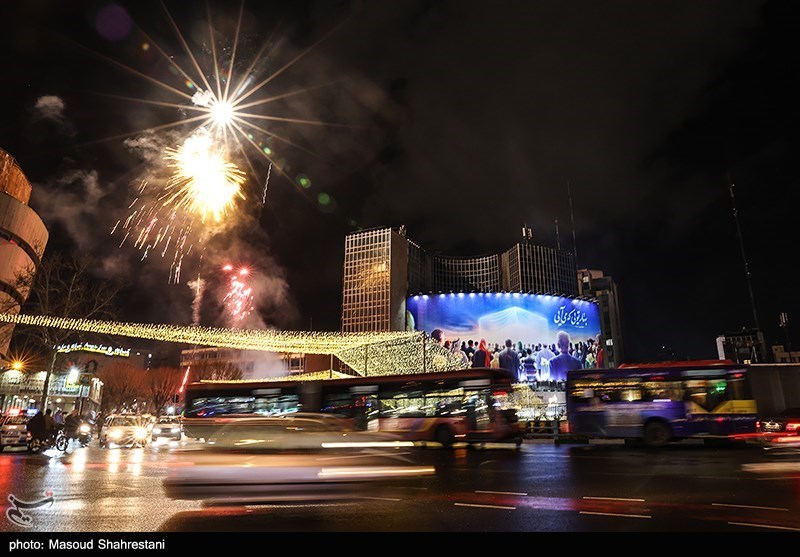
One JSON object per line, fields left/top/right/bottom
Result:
{"left": 2, "top": 0, "right": 799, "bottom": 361}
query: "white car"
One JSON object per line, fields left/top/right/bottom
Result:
{"left": 99, "top": 415, "right": 150, "bottom": 448}
{"left": 0, "top": 414, "right": 29, "bottom": 450}
{"left": 152, "top": 416, "right": 183, "bottom": 442}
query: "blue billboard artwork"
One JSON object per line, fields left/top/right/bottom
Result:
{"left": 406, "top": 292, "right": 601, "bottom": 381}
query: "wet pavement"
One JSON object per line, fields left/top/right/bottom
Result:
{"left": 1, "top": 439, "right": 798, "bottom": 532}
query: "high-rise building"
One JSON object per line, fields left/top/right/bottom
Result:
{"left": 577, "top": 269, "right": 624, "bottom": 367}
{"left": 342, "top": 227, "right": 579, "bottom": 333}
{"left": 0, "top": 148, "right": 49, "bottom": 359}
{"left": 341, "top": 228, "right": 409, "bottom": 333}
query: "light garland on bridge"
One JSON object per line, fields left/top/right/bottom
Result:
{"left": 0, "top": 313, "right": 417, "bottom": 354}
{"left": 0, "top": 313, "right": 468, "bottom": 376}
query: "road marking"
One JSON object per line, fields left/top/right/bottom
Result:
{"left": 359, "top": 496, "right": 402, "bottom": 502}
{"left": 729, "top": 521, "right": 800, "bottom": 532}
{"left": 580, "top": 511, "right": 651, "bottom": 519}
{"left": 756, "top": 476, "right": 799, "bottom": 481}
{"left": 455, "top": 502, "right": 516, "bottom": 511}
{"left": 582, "top": 496, "right": 645, "bottom": 502}
{"left": 712, "top": 503, "right": 789, "bottom": 512}
{"left": 401, "top": 486, "right": 429, "bottom": 490}
{"left": 316, "top": 452, "right": 412, "bottom": 462}
{"left": 476, "top": 490, "right": 527, "bottom": 496}
{"left": 243, "top": 503, "right": 355, "bottom": 510}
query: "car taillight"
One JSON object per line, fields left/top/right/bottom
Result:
{"left": 756, "top": 420, "right": 760, "bottom": 430}
{"left": 786, "top": 422, "right": 800, "bottom": 432}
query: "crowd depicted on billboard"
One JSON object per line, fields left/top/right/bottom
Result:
{"left": 407, "top": 292, "right": 604, "bottom": 382}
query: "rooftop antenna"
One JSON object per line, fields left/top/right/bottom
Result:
{"left": 555, "top": 219, "right": 561, "bottom": 251}
{"left": 521, "top": 224, "right": 532, "bottom": 244}
{"left": 729, "top": 175, "right": 760, "bottom": 331}
{"left": 567, "top": 181, "right": 578, "bottom": 262}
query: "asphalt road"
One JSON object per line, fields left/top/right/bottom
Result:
{"left": 1, "top": 439, "right": 799, "bottom": 532}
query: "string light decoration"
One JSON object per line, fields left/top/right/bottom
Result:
{"left": 0, "top": 313, "right": 468, "bottom": 375}
{"left": 205, "top": 370, "right": 356, "bottom": 383}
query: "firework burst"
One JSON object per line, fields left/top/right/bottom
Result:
{"left": 162, "top": 128, "right": 246, "bottom": 223}
{"left": 222, "top": 264, "right": 254, "bottom": 327}
{"left": 102, "top": 2, "right": 351, "bottom": 282}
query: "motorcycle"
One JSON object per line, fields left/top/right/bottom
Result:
{"left": 64, "top": 422, "right": 93, "bottom": 448}
{"left": 27, "top": 429, "right": 68, "bottom": 453}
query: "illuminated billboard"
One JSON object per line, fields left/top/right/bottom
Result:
{"left": 407, "top": 292, "right": 601, "bottom": 353}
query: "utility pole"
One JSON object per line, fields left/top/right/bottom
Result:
{"left": 567, "top": 181, "right": 578, "bottom": 262}
{"left": 554, "top": 219, "right": 561, "bottom": 251}
{"left": 729, "top": 180, "right": 760, "bottom": 331}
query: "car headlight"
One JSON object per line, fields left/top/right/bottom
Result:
{"left": 79, "top": 424, "right": 90, "bottom": 434}
{"left": 109, "top": 429, "right": 123, "bottom": 439}
{"left": 135, "top": 427, "right": 148, "bottom": 439}
{"left": 171, "top": 427, "right": 181, "bottom": 433}
{"left": 153, "top": 428, "right": 162, "bottom": 434}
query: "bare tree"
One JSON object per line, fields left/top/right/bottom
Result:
{"left": 147, "top": 367, "right": 184, "bottom": 416}
{"left": 10, "top": 252, "right": 121, "bottom": 408}
{"left": 191, "top": 360, "right": 243, "bottom": 382}
{"left": 96, "top": 361, "right": 148, "bottom": 414}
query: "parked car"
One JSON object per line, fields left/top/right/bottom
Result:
{"left": 0, "top": 414, "right": 29, "bottom": 451}
{"left": 759, "top": 407, "right": 800, "bottom": 435}
{"left": 99, "top": 415, "right": 150, "bottom": 448}
{"left": 151, "top": 416, "right": 182, "bottom": 442}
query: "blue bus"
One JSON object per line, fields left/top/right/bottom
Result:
{"left": 566, "top": 361, "right": 758, "bottom": 446}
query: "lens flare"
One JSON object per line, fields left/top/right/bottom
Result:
{"left": 162, "top": 129, "right": 246, "bottom": 222}
{"left": 210, "top": 100, "right": 234, "bottom": 127}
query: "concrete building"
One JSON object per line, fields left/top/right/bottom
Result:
{"left": 770, "top": 344, "right": 800, "bottom": 364}
{"left": 179, "top": 347, "right": 307, "bottom": 380}
{"left": 342, "top": 227, "right": 579, "bottom": 333}
{"left": 577, "top": 269, "right": 625, "bottom": 367}
{"left": 0, "top": 148, "right": 49, "bottom": 359}
{"left": 715, "top": 329, "right": 769, "bottom": 364}
{"left": 0, "top": 368, "right": 103, "bottom": 416}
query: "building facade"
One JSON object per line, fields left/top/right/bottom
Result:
{"left": 341, "top": 228, "right": 409, "bottom": 333}
{"left": 342, "top": 227, "right": 580, "bottom": 333}
{"left": 716, "top": 329, "right": 769, "bottom": 364}
{"left": 0, "top": 148, "right": 49, "bottom": 359}
{"left": 577, "top": 269, "right": 625, "bottom": 367}
{"left": 0, "top": 368, "right": 103, "bottom": 416}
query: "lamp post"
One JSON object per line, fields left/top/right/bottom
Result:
{"left": 78, "top": 359, "right": 98, "bottom": 416}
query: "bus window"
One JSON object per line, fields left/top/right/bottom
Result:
{"left": 727, "top": 376, "right": 752, "bottom": 401}
{"left": 641, "top": 381, "right": 682, "bottom": 402}
{"left": 568, "top": 380, "right": 642, "bottom": 404}
{"left": 253, "top": 395, "right": 299, "bottom": 416}
{"left": 683, "top": 379, "right": 728, "bottom": 411}
{"left": 186, "top": 394, "right": 299, "bottom": 418}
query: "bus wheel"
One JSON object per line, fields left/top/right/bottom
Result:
{"left": 643, "top": 420, "right": 671, "bottom": 447}
{"left": 436, "top": 426, "right": 455, "bottom": 449}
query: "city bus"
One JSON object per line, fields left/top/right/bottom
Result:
{"left": 566, "top": 360, "right": 758, "bottom": 446}
{"left": 182, "top": 368, "right": 523, "bottom": 448}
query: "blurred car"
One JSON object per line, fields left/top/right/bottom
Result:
{"left": 98, "top": 415, "right": 150, "bottom": 448}
{"left": 0, "top": 413, "right": 29, "bottom": 451}
{"left": 203, "top": 413, "right": 404, "bottom": 451}
{"left": 164, "top": 412, "right": 434, "bottom": 504}
{"left": 151, "top": 416, "right": 182, "bottom": 442}
{"left": 759, "top": 407, "right": 800, "bottom": 435}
